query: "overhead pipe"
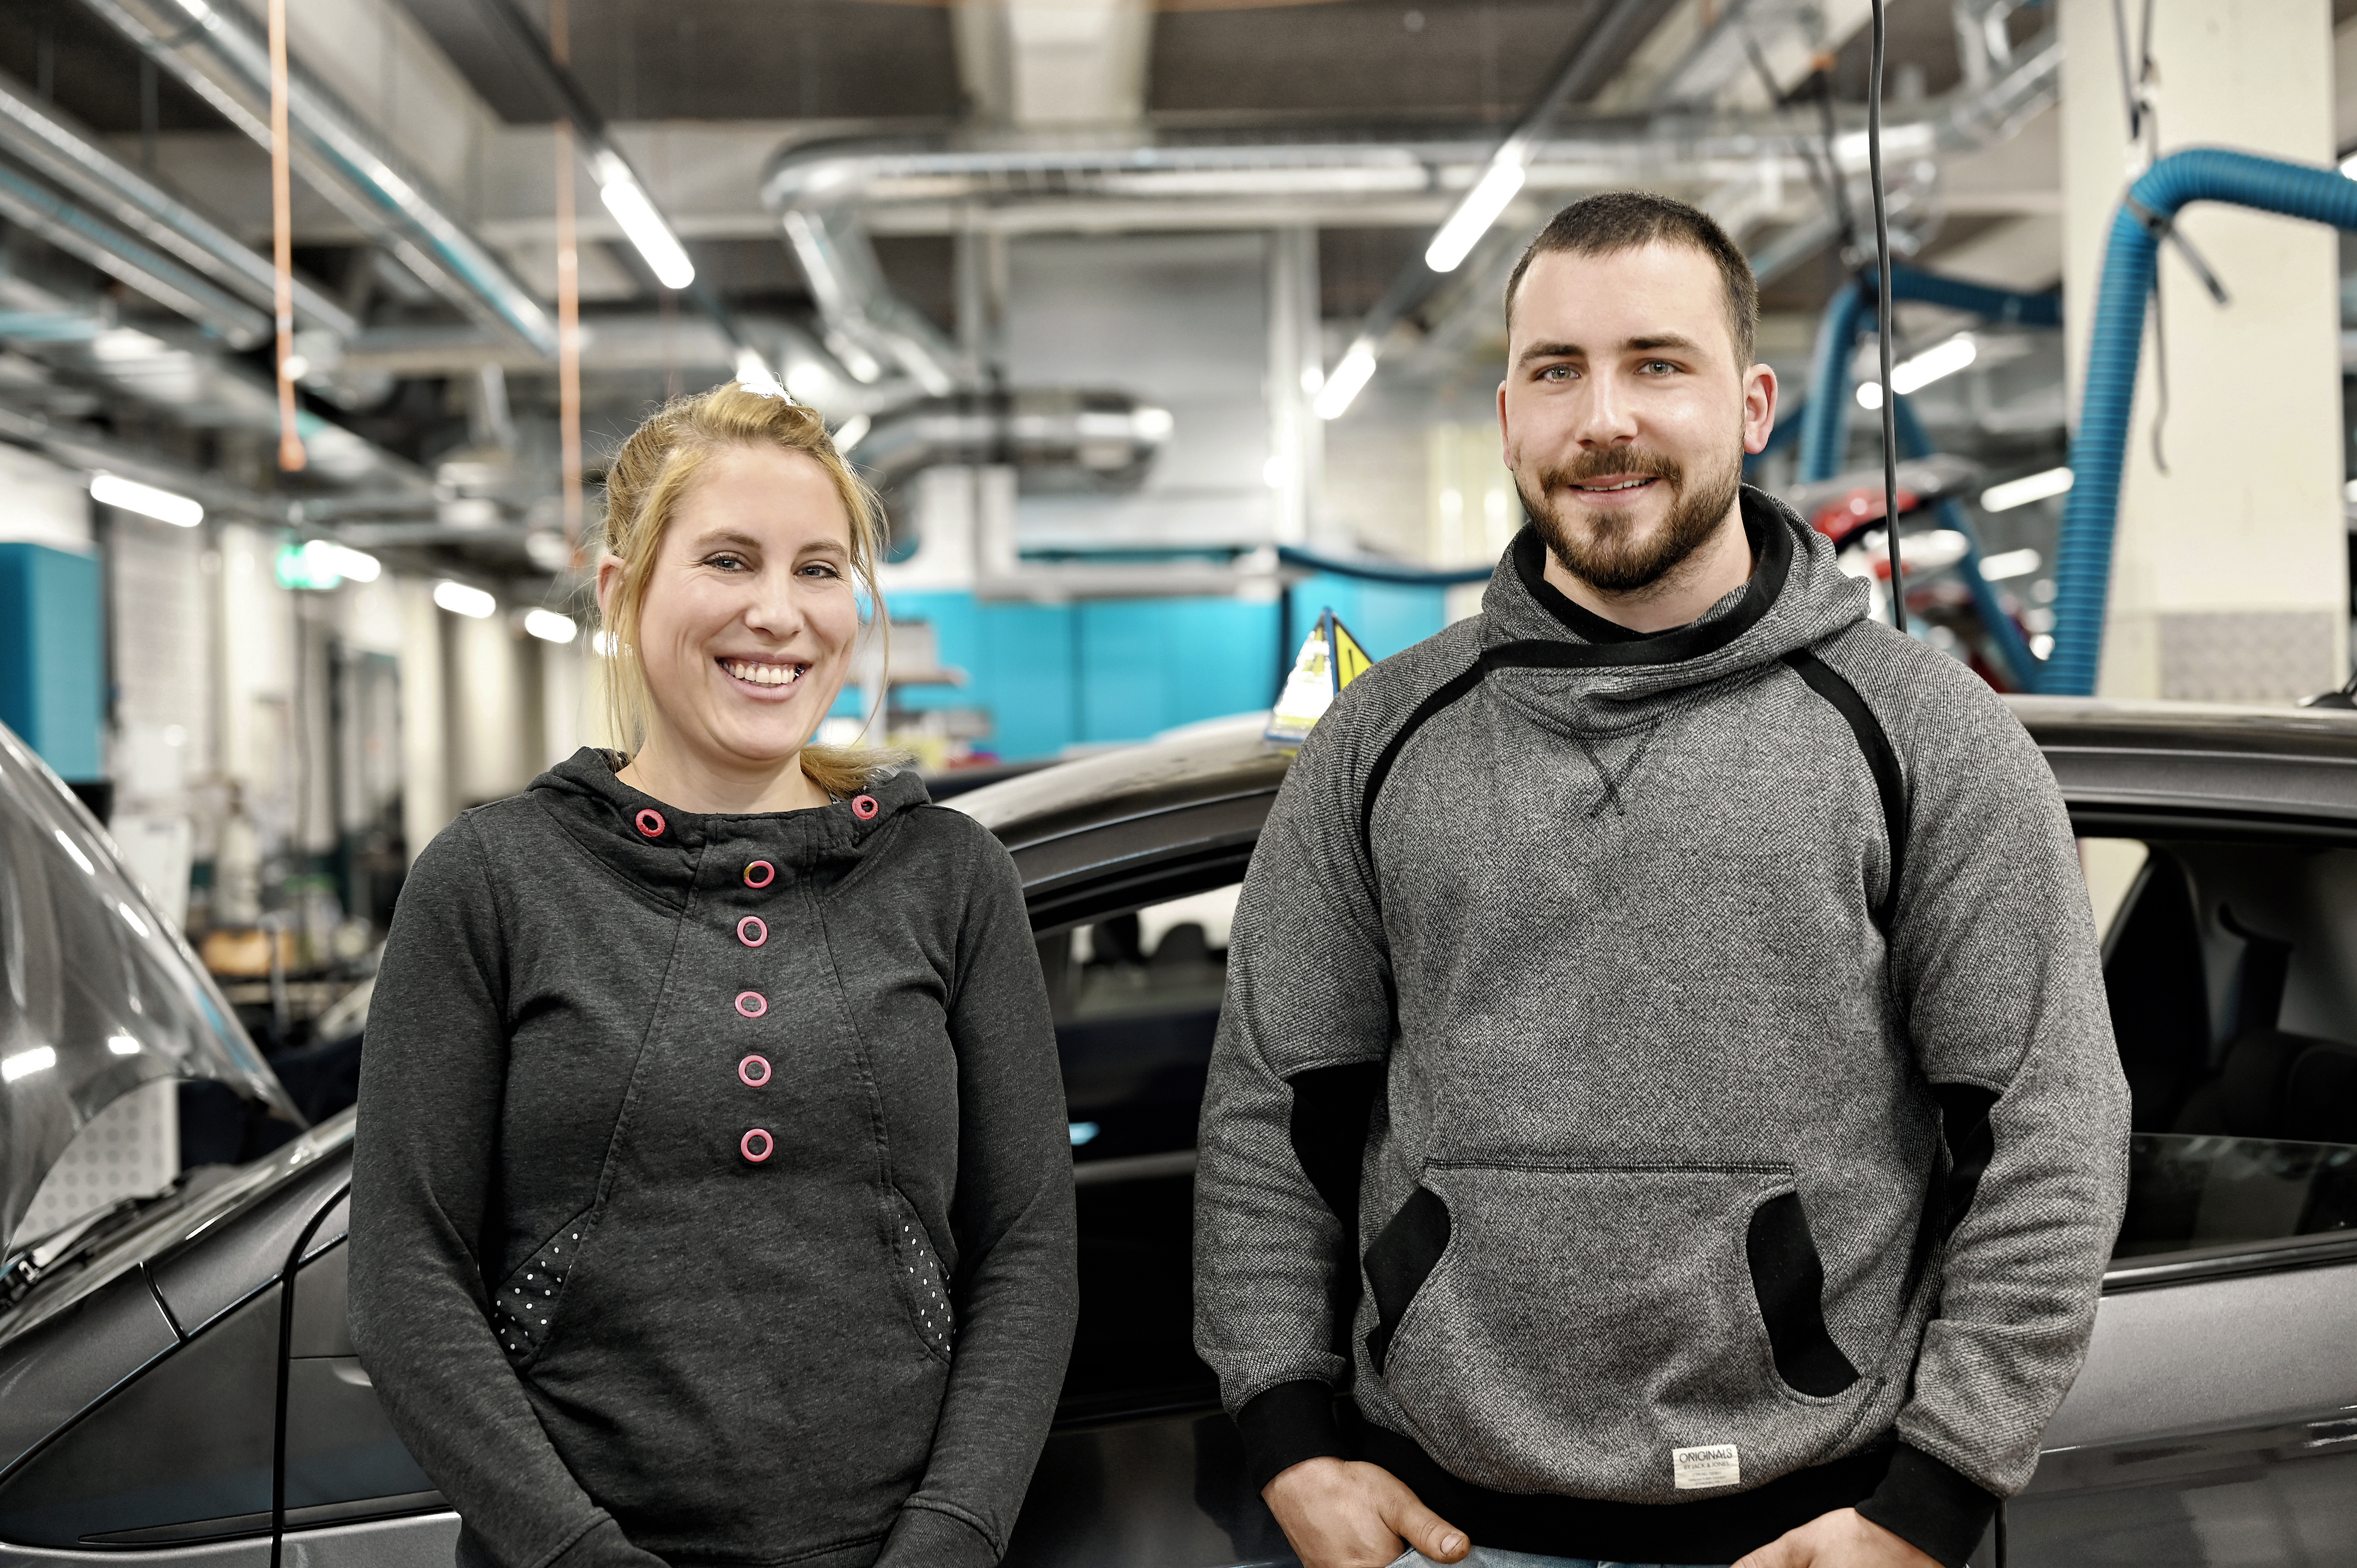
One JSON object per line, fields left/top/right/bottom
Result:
{"left": 0, "top": 158, "right": 270, "bottom": 346}
{"left": 2047, "top": 147, "right": 2357, "bottom": 696}
{"left": 760, "top": 41, "right": 2057, "bottom": 217}
{"left": 781, "top": 209, "right": 968, "bottom": 396}
{"left": 76, "top": 0, "right": 557, "bottom": 358}
{"left": 0, "top": 68, "right": 357, "bottom": 339}
{"left": 849, "top": 390, "right": 1171, "bottom": 502}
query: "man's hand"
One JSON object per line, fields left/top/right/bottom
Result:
{"left": 1732, "top": 1507, "right": 1943, "bottom": 1568}
{"left": 1261, "top": 1457, "right": 1468, "bottom": 1568}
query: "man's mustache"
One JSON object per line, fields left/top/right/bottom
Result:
{"left": 1537, "top": 448, "right": 1684, "bottom": 490}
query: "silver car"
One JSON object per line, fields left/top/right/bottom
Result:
{"left": 1, "top": 702, "right": 2353, "bottom": 1568}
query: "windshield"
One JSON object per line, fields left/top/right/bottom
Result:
{"left": 0, "top": 725, "right": 299, "bottom": 1255}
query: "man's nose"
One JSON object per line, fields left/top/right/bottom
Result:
{"left": 1573, "top": 376, "right": 1640, "bottom": 447}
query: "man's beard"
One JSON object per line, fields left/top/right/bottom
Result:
{"left": 1517, "top": 441, "right": 1743, "bottom": 594}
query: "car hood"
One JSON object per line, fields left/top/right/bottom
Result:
{"left": 0, "top": 724, "right": 298, "bottom": 1255}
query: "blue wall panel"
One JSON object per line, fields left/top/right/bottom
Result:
{"left": 0, "top": 543, "right": 104, "bottom": 780}
{"left": 868, "top": 577, "right": 1449, "bottom": 763}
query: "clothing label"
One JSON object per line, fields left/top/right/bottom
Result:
{"left": 1673, "top": 1443, "right": 1741, "bottom": 1490}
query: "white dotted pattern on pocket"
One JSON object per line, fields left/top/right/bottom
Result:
{"left": 896, "top": 1215, "right": 956, "bottom": 1356}
{"left": 493, "top": 1214, "right": 590, "bottom": 1361}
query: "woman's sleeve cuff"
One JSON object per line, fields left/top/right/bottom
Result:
{"left": 1235, "top": 1379, "right": 1346, "bottom": 1492}
{"left": 1855, "top": 1443, "right": 2002, "bottom": 1568}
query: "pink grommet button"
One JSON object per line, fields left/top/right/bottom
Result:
{"left": 737, "top": 916, "right": 767, "bottom": 948}
{"left": 634, "top": 808, "right": 666, "bottom": 838}
{"left": 739, "top": 1054, "right": 771, "bottom": 1088}
{"left": 734, "top": 991, "right": 767, "bottom": 1019}
{"left": 850, "top": 794, "right": 879, "bottom": 822}
{"left": 740, "top": 1128, "right": 774, "bottom": 1163}
{"left": 743, "top": 860, "right": 775, "bottom": 889}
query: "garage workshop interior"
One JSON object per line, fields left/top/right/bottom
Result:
{"left": 3, "top": 0, "right": 2357, "bottom": 1565}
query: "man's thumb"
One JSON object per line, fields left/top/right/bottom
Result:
{"left": 1383, "top": 1494, "right": 1467, "bottom": 1565}
{"left": 1730, "top": 1534, "right": 1799, "bottom": 1568}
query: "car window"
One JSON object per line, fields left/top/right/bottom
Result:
{"left": 1042, "top": 884, "right": 1236, "bottom": 1169}
{"left": 2087, "top": 835, "right": 2357, "bottom": 1266}
{"left": 1039, "top": 884, "right": 1238, "bottom": 1420}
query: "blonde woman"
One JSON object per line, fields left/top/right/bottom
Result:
{"left": 350, "top": 384, "right": 1077, "bottom": 1568}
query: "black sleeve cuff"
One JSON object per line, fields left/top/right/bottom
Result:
{"left": 1235, "top": 1380, "right": 1347, "bottom": 1491}
{"left": 1855, "top": 1444, "right": 2002, "bottom": 1568}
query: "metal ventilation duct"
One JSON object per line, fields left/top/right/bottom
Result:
{"left": 0, "top": 69, "right": 357, "bottom": 341}
{"left": 75, "top": 0, "right": 557, "bottom": 358}
{"left": 848, "top": 389, "right": 1173, "bottom": 530}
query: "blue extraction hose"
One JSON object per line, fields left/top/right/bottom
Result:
{"left": 2046, "top": 147, "right": 2357, "bottom": 695}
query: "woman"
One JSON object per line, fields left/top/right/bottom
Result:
{"left": 350, "top": 383, "right": 1077, "bottom": 1568}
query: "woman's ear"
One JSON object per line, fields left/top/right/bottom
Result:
{"left": 594, "top": 553, "right": 627, "bottom": 620}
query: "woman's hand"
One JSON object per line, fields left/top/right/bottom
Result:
{"left": 1732, "top": 1507, "right": 1943, "bottom": 1568}
{"left": 1262, "top": 1457, "right": 1469, "bottom": 1568}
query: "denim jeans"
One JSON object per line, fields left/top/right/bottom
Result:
{"left": 1394, "top": 1549, "right": 1731, "bottom": 1568}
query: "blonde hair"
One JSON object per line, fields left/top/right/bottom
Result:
{"left": 597, "top": 382, "right": 905, "bottom": 799}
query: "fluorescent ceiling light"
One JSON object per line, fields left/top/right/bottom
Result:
{"left": 2, "top": 1045, "right": 55, "bottom": 1082}
{"left": 524, "top": 609, "right": 579, "bottom": 645}
{"left": 1426, "top": 160, "right": 1527, "bottom": 274}
{"left": 595, "top": 152, "right": 695, "bottom": 291}
{"left": 434, "top": 580, "right": 496, "bottom": 619}
{"left": 1979, "top": 547, "right": 2042, "bottom": 581}
{"left": 91, "top": 473, "right": 203, "bottom": 528}
{"left": 108, "top": 1033, "right": 141, "bottom": 1056}
{"left": 1981, "top": 467, "right": 2074, "bottom": 513}
{"left": 1314, "top": 338, "right": 1379, "bottom": 421}
{"left": 332, "top": 545, "right": 382, "bottom": 582}
{"left": 734, "top": 347, "right": 786, "bottom": 399}
{"left": 831, "top": 413, "right": 871, "bottom": 453}
{"left": 1856, "top": 334, "right": 1978, "bottom": 409}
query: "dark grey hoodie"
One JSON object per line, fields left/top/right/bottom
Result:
{"left": 350, "top": 752, "right": 1076, "bottom": 1568}
{"left": 1194, "top": 492, "right": 2130, "bottom": 1568}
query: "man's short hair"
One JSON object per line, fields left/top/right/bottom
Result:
{"left": 1504, "top": 191, "right": 1760, "bottom": 371}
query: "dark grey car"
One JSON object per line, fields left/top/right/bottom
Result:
{"left": 2, "top": 700, "right": 2354, "bottom": 1568}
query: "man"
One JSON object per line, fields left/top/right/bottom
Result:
{"left": 1193, "top": 191, "right": 2129, "bottom": 1568}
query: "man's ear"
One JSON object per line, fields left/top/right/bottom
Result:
{"left": 1742, "top": 363, "right": 1779, "bottom": 457}
{"left": 1495, "top": 380, "right": 1512, "bottom": 464}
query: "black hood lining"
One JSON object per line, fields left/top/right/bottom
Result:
{"left": 1503, "top": 487, "right": 1791, "bottom": 668}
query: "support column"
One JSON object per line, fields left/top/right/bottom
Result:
{"left": 2060, "top": 0, "right": 2345, "bottom": 701}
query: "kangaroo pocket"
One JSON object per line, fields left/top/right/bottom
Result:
{"left": 1371, "top": 1162, "right": 1875, "bottom": 1503}
{"left": 519, "top": 1178, "right": 951, "bottom": 1557}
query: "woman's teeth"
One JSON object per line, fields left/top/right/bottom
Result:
{"left": 722, "top": 659, "right": 805, "bottom": 687}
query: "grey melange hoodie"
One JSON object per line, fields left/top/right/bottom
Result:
{"left": 349, "top": 753, "right": 1076, "bottom": 1568}
{"left": 1193, "top": 491, "right": 2131, "bottom": 1568}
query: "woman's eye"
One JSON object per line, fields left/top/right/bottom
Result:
{"left": 800, "top": 561, "right": 842, "bottom": 579}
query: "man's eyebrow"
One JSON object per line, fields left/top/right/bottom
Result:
{"left": 1627, "top": 333, "right": 1704, "bottom": 354}
{"left": 1516, "top": 340, "right": 1585, "bottom": 366}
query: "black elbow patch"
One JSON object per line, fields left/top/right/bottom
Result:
{"left": 1933, "top": 1083, "right": 1999, "bottom": 1236}
{"left": 1286, "top": 1061, "right": 1385, "bottom": 1237}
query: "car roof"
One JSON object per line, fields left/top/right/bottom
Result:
{"left": 950, "top": 699, "right": 2357, "bottom": 848}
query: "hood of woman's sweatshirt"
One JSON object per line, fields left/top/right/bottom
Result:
{"left": 527, "top": 748, "right": 932, "bottom": 897}
{"left": 1475, "top": 485, "right": 1870, "bottom": 731}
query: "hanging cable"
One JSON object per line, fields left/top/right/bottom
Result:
{"left": 266, "top": 0, "right": 304, "bottom": 473}
{"left": 1868, "top": 0, "right": 1904, "bottom": 634}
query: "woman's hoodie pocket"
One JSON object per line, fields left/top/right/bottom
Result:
{"left": 490, "top": 1206, "right": 597, "bottom": 1364}
{"left": 1368, "top": 1162, "right": 1873, "bottom": 1503}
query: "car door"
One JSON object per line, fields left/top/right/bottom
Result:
{"left": 1999, "top": 826, "right": 2357, "bottom": 1567}
{"left": 0, "top": 1126, "right": 458, "bottom": 1568}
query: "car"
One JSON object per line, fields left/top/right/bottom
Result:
{"left": 2, "top": 699, "right": 2355, "bottom": 1568}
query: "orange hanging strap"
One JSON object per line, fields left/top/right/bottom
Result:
{"left": 268, "top": 0, "right": 304, "bottom": 472}
{"left": 552, "top": 0, "right": 584, "bottom": 558}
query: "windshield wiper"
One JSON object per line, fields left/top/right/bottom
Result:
{"left": 0, "top": 1170, "right": 225, "bottom": 1312}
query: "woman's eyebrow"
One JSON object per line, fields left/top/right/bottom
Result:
{"left": 687, "top": 528, "right": 765, "bottom": 552}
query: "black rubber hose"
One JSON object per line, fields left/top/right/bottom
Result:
{"left": 1868, "top": 0, "right": 1905, "bottom": 634}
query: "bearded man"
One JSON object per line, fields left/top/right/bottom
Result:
{"left": 1192, "top": 192, "right": 2129, "bottom": 1568}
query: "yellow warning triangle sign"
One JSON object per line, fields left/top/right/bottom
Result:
{"left": 1266, "top": 609, "right": 1373, "bottom": 743}
{"left": 1330, "top": 616, "right": 1372, "bottom": 689}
